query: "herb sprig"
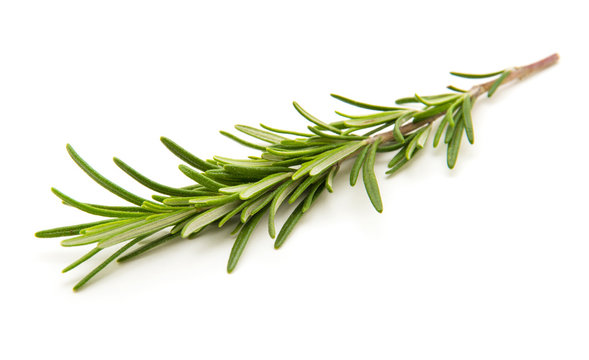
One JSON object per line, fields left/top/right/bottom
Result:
{"left": 36, "top": 54, "right": 559, "bottom": 291}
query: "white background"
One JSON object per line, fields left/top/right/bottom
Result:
{"left": 1, "top": 1, "right": 587, "bottom": 359}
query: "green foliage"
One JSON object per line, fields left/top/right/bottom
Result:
{"left": 36, "top": 58, "right": 547, "bottom": 291}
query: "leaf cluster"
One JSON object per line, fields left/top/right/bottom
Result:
{"left": 36, "top": 66, "right": 511, "bottom": 290}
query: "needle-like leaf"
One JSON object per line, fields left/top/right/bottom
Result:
{"left": 227, "top": 207, "right": 266, "bottom": 273}
{"left": 219, "top": 131, "right": 267, "bottom": 151}
{"left": 350, "top": 145, "right": 369, "bottom": 186}
{"left": 178, "top": 165, "right": 228, "bottom": 191}
{"left": 235, "top": 125, "right": 288, "bottom": 144}
{"left": 302, "top": 182, "right": 324, "bottom": 213}
{"left": 362, "top": 139, "right": 383, "bottom": 213}
{"left": 73, "top": 235, "right": 147, "bottom": 291}
{"left": 99, "top": 208, "right": 198, "bottom": 248}
{"left": 113, "top": 158, "right": 203, "bottom": 197}
{"left": 293, "top": 101, "right": 342, "bottom": 134}
{"left": 35, "top": 220, "right": 116, "bottom": 238}
{"left": 160, "top": 136, "right": 219, "bottom": 171}
{"left": 66, "top": 144, "right": 151, "bottom": 206}
{"left": 117, "top": 232, "right": 180, "bottom": 263}
{"left": 325, "top": 165, "right": 338, "bottom": 193}
{"left": 447, "top": 118, "right": 465, "bottom": 169}
{"left": 450, "top": 69, "right": 505, "bottom": 78}
{"left": 487, "top": 70, "right": 511, "bottom": 97}
{"left": 182, "top": 202, "right": 239, "bottom": 237}
{"left": 268, "top": 179, "right": 301, "bottom": 238}
{"left": 330, "top": 93, "right": 404, "bottom": 111}
{"left": 62, "top": 247, "right": 102, "bottom": 273}
{"left": 239, "top": 172, "right": 293, "bottom": 200}
{"left": 259, "top": 123, "right": 312, "bottom": 137}
{"left": 308, "top": 141, "right": 365, "bottom": 177}
{"left": 462, "top": 94, "right": 474, "bottom": 144}
{"left": 52, "top": 188, "right": 147, "bottom": 218}
{"left": 275, "top": 185, "right": 325, "bottom": 249}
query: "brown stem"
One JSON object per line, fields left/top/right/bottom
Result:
{"left": 371, "top": 53, "right": 559, "bottom": 144}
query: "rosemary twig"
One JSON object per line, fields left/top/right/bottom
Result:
{"left": 36, "top": 54, "right": 559, "bottom": 291}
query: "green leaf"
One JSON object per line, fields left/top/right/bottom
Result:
{"left": 266, "top": 144, "right": 338, "bottom": 158}
{"left": 205, "top": 169, "right": 257, "bottom": 183}
{"left": 362, "top": 139, "right": 383, "bottom": 213}
{"left": 291, "top": 149, "right": 337, "bottom": 180}
{"left": 61, "top": 218, "right": 145, "bottom": 247}
{"left": 52, "top": 188, "right": 147, "bottom": 218}
{"left": 396, "top": 93, "right": 457, "bottom": 105}
{"left": 412, "top": 101, "right": 454, "bottom": 121}
{"left": 308, "top": 141, "right": 365, "bottom": 177}
{"left": 178, "top": 165, "right": 228, "bottom": 191}
{"left": 393, "top": 112, "right": 412, "bottom": 144}
{"left": 447, "top": 85, "right": 467, "bottom": 93}
{"left": 325, "top": 164, "right": 339, "bottom": 193}
{"left": 170, "top": 215, "right": 197, "bottom": 234}
{"left": 84, "top": 204, "right": 155, "bottom": 214}
{"left": 188, "top": 193, "right": 240, "bottom": 207}
{"left": 447, "top": 118, "right": 465, "bottom": 169}
{"left": 228, "top": 222, "right": 242, "bottom": 236}
{"left": 79, "top": 218, "right": 139, "bottom": 235}
{"left": 416, "top": 124, "right": 432, "bottom": 149}
{"left": 350, "top": 145, "right": 369, "bottom": 186}
{"left": 62, "top": 247, "right": 102, "bottom": 273}
{"left": 292, "top": 101, "right": 342, "bottom": 134}
{"left": 99, "top": 209, "right": 199, "bottom": 248}
{"left": 223, "top": 164, "right": 293, "bottom": 178}
{"left": 462, "top": 94, "right": 474, "bottom": 144}
{"left": 275, "top": 185, "right": 325, "bottom": 249}
{"left": 160, "top": 137, "right": 219, "bottom": 171}
{"left": 73, "top": 235, "right": 147, "bottom": 291}
{"left": 219, "top": 131, "right": 267, "bottom": 151}
{"left": 362, "top": 121, "right": 397, "bottom": 137}
{"left": 218, "top": 196, "right": 259, "bottom": 227}
{"left": 117, "top": 232, "right": 180, "bottom": 263}
{"left": 330, "top": 93, "right": 404, "bottom": 111}
{"left": 66, "top": 144, "right": 151, "bottom": 206}
{"left": 385, "top": 156, "right": 411, "bottom": 175}
{"left": 235, "top": 125, "right": 288, "bottom": 143}
{"left": 444, "top": 109, "right": 462, "bottom": 144}
{"left": 140, "top": 201, "right": 178, "bottom": 213}
{"left": 182, "top": 202, "right": 240, "bottom": 237}
{"left": 239, "top": 172, "right": 293, "bottom": 200}
{"left": 414, "top": 93, "right": 460, "bottom": 106}
{"left": 113, "top": 158, "right": 203, "bottom": 197}
{"left": 259, "top": 123, "right": 312, "bottom": 137}
{"left": 278, "top": 139, "right": 321, "bottom": 147}
{"left": 219, "top": 183, "right": 254, "bottom": 194}
{"left": 307, "top": 126, "right": 368, "bottom": 141}
{"left": 433, "top": 112, "right": 450, "bottom": 148}
{"left": 35, "top": 220, "right": 116, "bottom": 238}
{"left": 227, "top": 207, "right": 266, "bottom": 273}
{"left": 450, "top": 69, "right": 505, "bottom": 79}
{"left": 343, "top": 111, "right": 405, "bottom": 128}
{"left": 289, "top": 172, "right": 327, "bottom": 203}
{"left": 387, "top": 147, "right": 407, "bottom": 168}
{"left": 240, "top": 191, "right": 274, "bottom": 223}
{"left": 213, "top": 156, "right": 276, "bottom": 167}
{"left": 445, "top": 100, "right": 459, "bottom": 127}
{"left": 302, "top": 182, "right": 325, "bottom": 213}
{"left": 272, "top": 155, "right": 315, "bottom": 167}
{"left": 268, "top": 179, "right": 301, "bottom": 238}
{"left": 487, "top": 70, "right": 511, "bottom": 97}
{"left": 376, "top": 132, "right": 417, "bottom": 152}
{"left": 405, "top": 134, "right": 420, "bottom": 160}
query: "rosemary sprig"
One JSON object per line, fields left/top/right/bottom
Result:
{"left": 36, "top": 54, "right": 559, "bottom": 291}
